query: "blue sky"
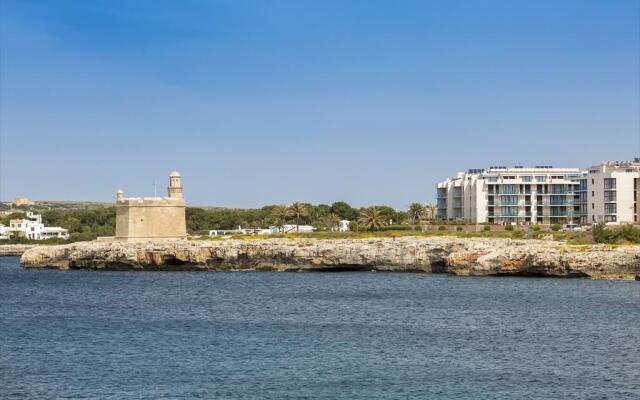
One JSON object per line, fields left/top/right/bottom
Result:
{"left": 1, "top": 0, "right": 638, "bottom": 208}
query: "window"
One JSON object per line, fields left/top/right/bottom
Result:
{"left": 550, "top": 184, "right": 567, "bottom": 194}
{"left": 502, "top": 195, "right": 518, "bottom": 205}
{"left": 501, "top": 206, "right": 518, "bottom": 216}
{"left": 591, "top": 203, "right": 594, "bottom": 209}
{"left": 487, "top": 176, "right": 498, "bottom": 183}
{"left": 604, "top": 203, "right": 616, "bottom": 214}
{"left": 535, "top": 176, "right": 546, "bottom": 182}
{"left": 604, "top": 191, "right": 616, "bottom": 202}
{"left": 604, "top": 178, "right": 616, "bottom": 189}
{"left": 591, "top": 191, "right": 594, "bottom": 197}
{"left": 579, "top": 180, "right": 587, "bottom": 190}
{"left": 591, "top": 178, "right": 594, "bottom": 184}
{"left": 604, "top": 215, "right": 617, "bottom": 223}
{"left": 521, "top": 176, "right": 531, "bottom": 182}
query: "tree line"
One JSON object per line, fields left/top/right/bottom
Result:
{"left": 1, "top": 201, "right": 437, "bottom": 242}
{"left": 186, "top": 201, "right": 418, "bottom": 234}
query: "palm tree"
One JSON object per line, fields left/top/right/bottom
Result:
{"left": 408, "top": 203, "right": 425, "bottom": 224}
{"left": 289, "top": 202, "right": 309, "bottom": 232}
{"left": 425, "top": 204, "right": 437, "bottom": 221}
{"left": 323, "top": 213, "right": 341, "bottom": 231}
{"left": 358, "top": 206, "right": 387, "bottom": 231}
{"left": 270, "top": 205, "right": 291, "bottom": 232}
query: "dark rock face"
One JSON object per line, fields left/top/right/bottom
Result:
{"left": 20, "top": 237, "right": 640, "bottom": 279}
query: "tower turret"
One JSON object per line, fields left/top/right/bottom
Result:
{"left": 167, "top": 171, "right": 183, "bottom": 199}
{"left": 116, "top": 189, "right": 124, "bottom": 202}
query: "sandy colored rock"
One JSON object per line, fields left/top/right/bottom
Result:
{"left": 19, "top": 237, "right": 640, "bottom": 279}
{"left": 0, "top": 244, "right": 39, "bottom": 257}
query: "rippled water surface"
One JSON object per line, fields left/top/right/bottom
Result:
{"left": 1, "top": 256, "right": 639, "bottom": 399}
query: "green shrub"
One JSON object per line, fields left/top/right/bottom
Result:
{"left": 618, "top": 224, "right": 640, "bottom": 243}
{"left": 483, "top": 225, "right": 491, "bottom": 231}
{"left": 551, "top": 224, "right": 561, "bottom": 232}
{"left": 593, "top": 223, "right": 640, "bottom": 244}
{"left": 379, "top": 225, "right": 412, "bottom": 231}
{"left": 438, "top": 225, "right": 447, "bottom": 231}
{"left": 456, "top": 226, "right": 463, "bottom": 231}
{"left": 592, "top": 223, "right": 614, "bottom": 243}
{"left": 532, "top": 225, "right": 541, "bottom": 232}
{"left": 504, "top": 224, "right": 514, "bottom": 231}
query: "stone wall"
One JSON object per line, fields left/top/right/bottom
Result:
{"left": 115, "top": 198, "right": 186, "bottom": 241}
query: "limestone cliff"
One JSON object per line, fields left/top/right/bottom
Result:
{"left": 0, "top": 245, "right": 37, "bottom": 257}
{"left": 19, "top": 237, "right": 640, "bottom": 279}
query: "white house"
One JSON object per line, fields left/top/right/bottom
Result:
{"left": 0, "top": 225, "right": 11, "bottom": 240}
{"left": 6, "top": 212, "right": 69, "bottom": 240}
{"left": 338, "top": 220, "right": 350, "bottom": 232}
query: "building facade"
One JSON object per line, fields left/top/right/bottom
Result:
{"left": 586, "top": 160, "right": 640, "bottom": 224}
{"left": 436, "top": 166, "right": 588, "bottom": 225}
{"left": 115, "top": 171, "right": 187, "bottom": 241}
{"left": 13, "top": 197, "right": 34, "bottom": 206}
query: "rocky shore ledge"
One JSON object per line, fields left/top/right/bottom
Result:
{"left": 18, "top": 237, "right": 640, "bottom": 279}
{"left": 0, "top": 244, "right": 37, "bottom": 257}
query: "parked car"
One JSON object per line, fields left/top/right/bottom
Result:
{"left": 562, "top": 224, "right": 582, "bottom": 231}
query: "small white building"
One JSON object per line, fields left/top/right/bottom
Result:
{"left": 208, "top": 224, "right": 315, "bottom": 236}
{"left": 338, "top": 220, "right": 350, "bottom": 232}
{"left": 279, "top": 224, "right": 315, "bottom": 233}
{"left": 209, "top": 226, "right": 276, "bottom": 236}
{"left": 6, "top": 212, "right": 69, "bottom": 240}
{"left": 0, "top": 225, "right": 11, "bottom": 240}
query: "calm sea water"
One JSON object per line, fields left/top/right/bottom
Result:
{"left": 1, "top": 256, "right": 639, "bottom": 399}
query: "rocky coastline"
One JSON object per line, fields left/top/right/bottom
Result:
{"left": 0, "top": 244, "right": 38, "bottom": 257}
{"left": 17, "top": 237, "right": 640, "bottom": 279}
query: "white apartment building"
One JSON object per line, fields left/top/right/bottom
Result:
{"left": 6, "top": 212, "right": 69, "bottom": 240}
{"left": 436, "top": 166, "right": 587, "bottom": 225}
{"left": 586, "top": 160, "right": 640, "bottom": 224}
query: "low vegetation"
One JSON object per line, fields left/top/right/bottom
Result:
{"left": 591, "top": 223, "right": 640, "bottom": 244}
{"left": 2, "top": 202, "right": 640, "bottom": 246}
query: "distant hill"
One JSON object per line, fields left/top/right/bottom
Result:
{"left": 1, "top": 200, "right": 113, "bottom": 212}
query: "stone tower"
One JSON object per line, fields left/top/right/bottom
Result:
{"left": 168, "top": 171, "right": 183, "bottom": 199}
{"left": 114, "top": 171, "right": 187, "bottom": 241}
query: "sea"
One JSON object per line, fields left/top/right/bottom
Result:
{"left": 1, "top": 256, "right": 639, "bottom": 399}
